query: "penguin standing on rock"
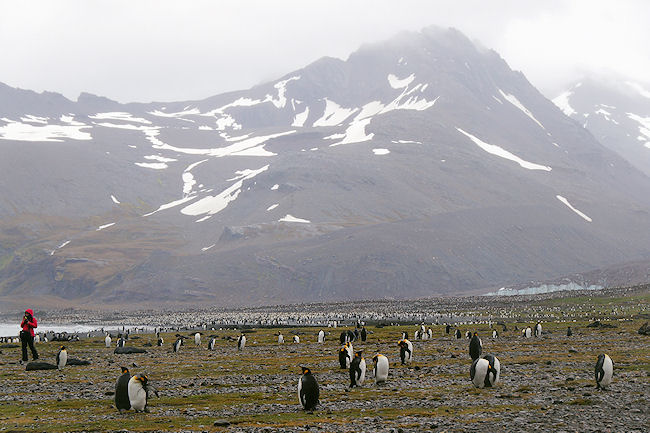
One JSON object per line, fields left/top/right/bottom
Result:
{"left": 595, "top": 354, "right": 613, "bottom": 389}
{"left": 115, "top": 367, "right": 131, "bottom": 413}
{"left": 298, "top": 367, "right": 319, "bottom": 411}
{"left": 469, "top": 332, "right": 482, "bottom": 361}
{"left": 56, "top": 346, "right": 67, "bottom": 370}
{"left": 128, "top": 374, "right": 158, "bottom": 412}
{"left": 372, "top": 354, "right": 389, "bottom": 384}
{"left": 349, "top": 351, "right": 366, "bottom": 388}
{"left": 470, "top": 354, "right": 501, "bottom": 388}
{"left": 398, "top": 339, "right": 413, "bottom": 365}
{"left": 237, "top": 334, "right": 246, "bottom": 350}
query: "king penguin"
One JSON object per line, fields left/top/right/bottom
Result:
{"left": 455, "top": 329, "right": 462, "bottom": 339}
{"left": 208, "top": 336, "right": 217, "bottom": 351}
{"left": 298, "top": 367, "right": 319, "bottom": 411}
{"left": 128, "top": 374, "right": 158, "bottom": 412}
{"left": 398, "top": 339, "right": 413, "bottom": 365}
{"left": 317, "top": 329, "right": 325, "bottom": 343}
{"left": 173, "top": 337, "right": 183, "bottom": 353}
{"left": 360, "top": 327, "right": 367, "bottom": 342}
{"left": 567, "top": 326, "right": 573, "bottom": 337}
{"left": 372, "top": 353, "right": 389, "bottom": 384}
{"left": 278, "top": 332, "right": 284, "bottom": 344}
{"left": 595, "top": 354, "right": 613, "bottom": 389}
{"left": 339, "top": 344, "right": 350, "bottom": 369}
{"left": 470, "top": 354, "right": 501, "bottom": 388}
{"left": 534, "top": 322, "right": 542, "bottom": 337}
{"left": 237, "top": 334, "right": 246, "bottom": 350}
{"left": 194, "top": 332, "right": 201, "bottom": 346}
{"left": 293, "top": 335, "right": 300, "bottom": 343}
{"left": 524, "top": 327, "right": 532, "bottom": 338}
{"left": 56, "top": 346, "right": 68, "bottom": 370}
{"left": 469, "top": 332, "right": 482, "bottom": 361}
{"left": 349, "top": 351, "right": 366, "bottom": 388}
{"left": 105, "top": 334, "right": 112, "bottom": 348}
{"left": 115, "top": 366, "right": 131, "bottom": 413}
{"left": 492, "top": 329, "right": 498, "bottom": 339}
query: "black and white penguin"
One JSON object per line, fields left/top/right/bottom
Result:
{"left": 455, "top": 329, "right": 462, "bottom": 339}
{"left": 401, "top": 331, "right": 409, "bottom": 340}
{"left": 534, "top": 322, "right": 542, "bottom": 338}
{"left": 105, "top": 334, "right": 112, "bottom": 348}
{"left": 293, "top": 335, "right": 300, "bottom": 343}
{"left": 339, "top": 345, "right": 350, "bottom": 369}
{"left": 360, "top": 327, "right": 367, "bottom": 342}
{"left": 237, "top": 334, "right": 246, "bottom": 350}
{"left": 298, "top": 367, "right": 319, "bottom": 411}
{"left": 427, "top": 328, "right": 433, "bottom": 339}
{"left": 208, "top": 336, "right": 217, "bottom": 351}
{"left": 340, "top": 331, "right": 347, "bottom": 344}
{"left": 117, "top": 337, "right": 126, "bottom": 348}
{"left": 595, "top": 354, "right": 613, "bottom": 389}
{"left": 398, "top": 339, "right": 413, "bottom": 365}
{"left": 115, "top": 366, "right": 131, "bottom": 413}
{"left": 56, "top": 346, "right": 68, "bottom": 370}
{"left": 347, "top": 330, "right": 356, "bottom": 342}
{"left": 157, "top": 336, "right": 164, "bottom": 347}
{"left": 465, "top": 331, "right": 472, "bottom": 339}
{"left": 492, "top": 329, "right": 498, "bottom": 339}
{"left": 445, "top": 324, "right": 451, "bottom": 334}
{"left": 318, "top": 329, "right": 325, "bottom": 343}
{"left": 128, "top": 374, "right": 158, "bottom": 412}
{"left": 470, "top": 354, "right": 501, "bottom": 388}
{"left": 372, "top": 353, "right": 389, "bottom": 384}
{"left": 172, "top": 337, "right": 183, "bottom": 353}
{"left": 414, "top": 330, "right": 420, "bottom": 340}
{"left": 194, "top": 332, "right": 202, "bottom": 346}
{"left": 349, "top": 351, "right": 366, "bottom": 388}
{"left": 567, "top": 327, "right": 573, "bottom": 337}
{"left": 278, "top": 332, "right": 284, "bottom": 344}
{"left": 524, "top": 327, "right": 532, "bottom": 338}
{"left": 469, "top": 332, "right": 482, "bottom": 361}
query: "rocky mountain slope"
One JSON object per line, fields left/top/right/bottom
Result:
{"left": 1, "top": 27, "right": 650, "bottom": 309}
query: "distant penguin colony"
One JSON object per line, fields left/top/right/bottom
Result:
{"left": 56, "top": 346, "right": 67, "bottom": 370}
{"left": 349, "top": 351, "right": 366, "bottom": 388}
{"left": 372, "top": 354, "right": 389, "bottom": 384}
{"left": 470, "top": 354, "right": 501, "bottom": 388}
{"left": 595, "top": 354, "right": 614, "bottom": 389}
{"left": 298, "top": 367, "right": 319, "bottom": 411}
{"left": 114, "top": 367, "right": 131, "bottom": 413}
{"left": 237, "top": 334, "right": 246, "bottom": 350}
{"left": 469, "top": 332, "right": 482, "bottom": 361}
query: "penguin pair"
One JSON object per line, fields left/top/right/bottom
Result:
{"left": 298, "top": 367, "right": 319, "bottom": 411}
{"left": 237, "top": 334, "right": 246, "bottom": 350}
{"left": 372, "top": 354, "right": 389, "bottom": 384}
{"left": 115, "top": 367, "right": 159, "bottom": 413}
{"left": 398, "top": 339, "right": 413, "bottom": 365}
{"left": 349, "top": 351, "right": 366, "bottom": 388}
{"left": 470, "top": 354, "right": 501, "bottom": 388}
{"left": 338, "top": 342, "right": 353, "bottom": 369}
{"left": 469, "top": 332, "right": 482, "bottom": 361}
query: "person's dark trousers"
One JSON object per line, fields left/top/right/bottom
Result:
{"left": 20, "top": 331, "right": 38, "bottom": 361}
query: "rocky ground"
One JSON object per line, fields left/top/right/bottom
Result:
{"left": 0, "top": 287, "right": 648, "bottom": 432}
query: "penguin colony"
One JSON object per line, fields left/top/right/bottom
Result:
{"left": 12, "top": 318, "right": 618, "bottom": 418}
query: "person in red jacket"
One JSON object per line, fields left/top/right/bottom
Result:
{"left": 20, "top": 308, "right": 39, "bottom": 363}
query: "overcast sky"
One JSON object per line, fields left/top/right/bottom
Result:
{"left": 1, "top": 0, "right": 648, "bottom": 103}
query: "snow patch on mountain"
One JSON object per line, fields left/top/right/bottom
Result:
{"left": 313, "top": 99, "right": 358, "bottom": 127}
{"left": 625, "top": 81, "right": 650, "bottom": 99}
{"left": 266, "top": 203, "right": 279, "bottom": 211}
{"left": 268, "top": 76, "right": 300, "bottom": 109}
{"left": 279, "top": 214, "right": 310, "bottom": 223}
{"left": 135, "top": 162, "right": 168, "bottom": 170}
{"left": 180, "top": 165, "right": 269, "bottom": 218}
{"left": 21, "top": 115, "right": 48, "bottom": 124}
{"left": 145, "top": 155, "right": 177, "bottom": 163}
{"left": 626, "top": 113, "right": 650, "bottom": 143}
{"left": 96, "top": 222, "right": 115, "bottom": 231}
{"left": 556, "top": 195, "right": 592, "bottom": 222}
{"left": 143, "top": 195, "right": 197, "bottom": 217}
{"left": 499, "top": 89, "right": 545, "bottom": 129}
{"left": 388, "top": 73, "right": 415, "bottom": 89}
{"left": 148, "top": 107, "right": 201, "bottom": 118}
{"left": 89, "top": 112, "right": 151, "bottom": 124}
{"left": 373, "top": 148, "right": 390, "bottom": 155}
{"left": 328, "top": 118, "right": 374, "bottom": 147}
{"left": 110, "top": 195, "right": 121, "bottom": 204}
{"left": 292, "top": 107, "right": 310, "bottom": 127}
{"left": 0, "top": 119, "right": 92, "bottom": 142}
{"left": 457, "top": 128, "right": 552, "bottom": 171}
{"left": 552, "top": 91, "right": 576, "bottom": 116}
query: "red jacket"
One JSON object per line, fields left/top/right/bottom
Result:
{"left": 21, "top": 309, "right": 37, "bottom": 337}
